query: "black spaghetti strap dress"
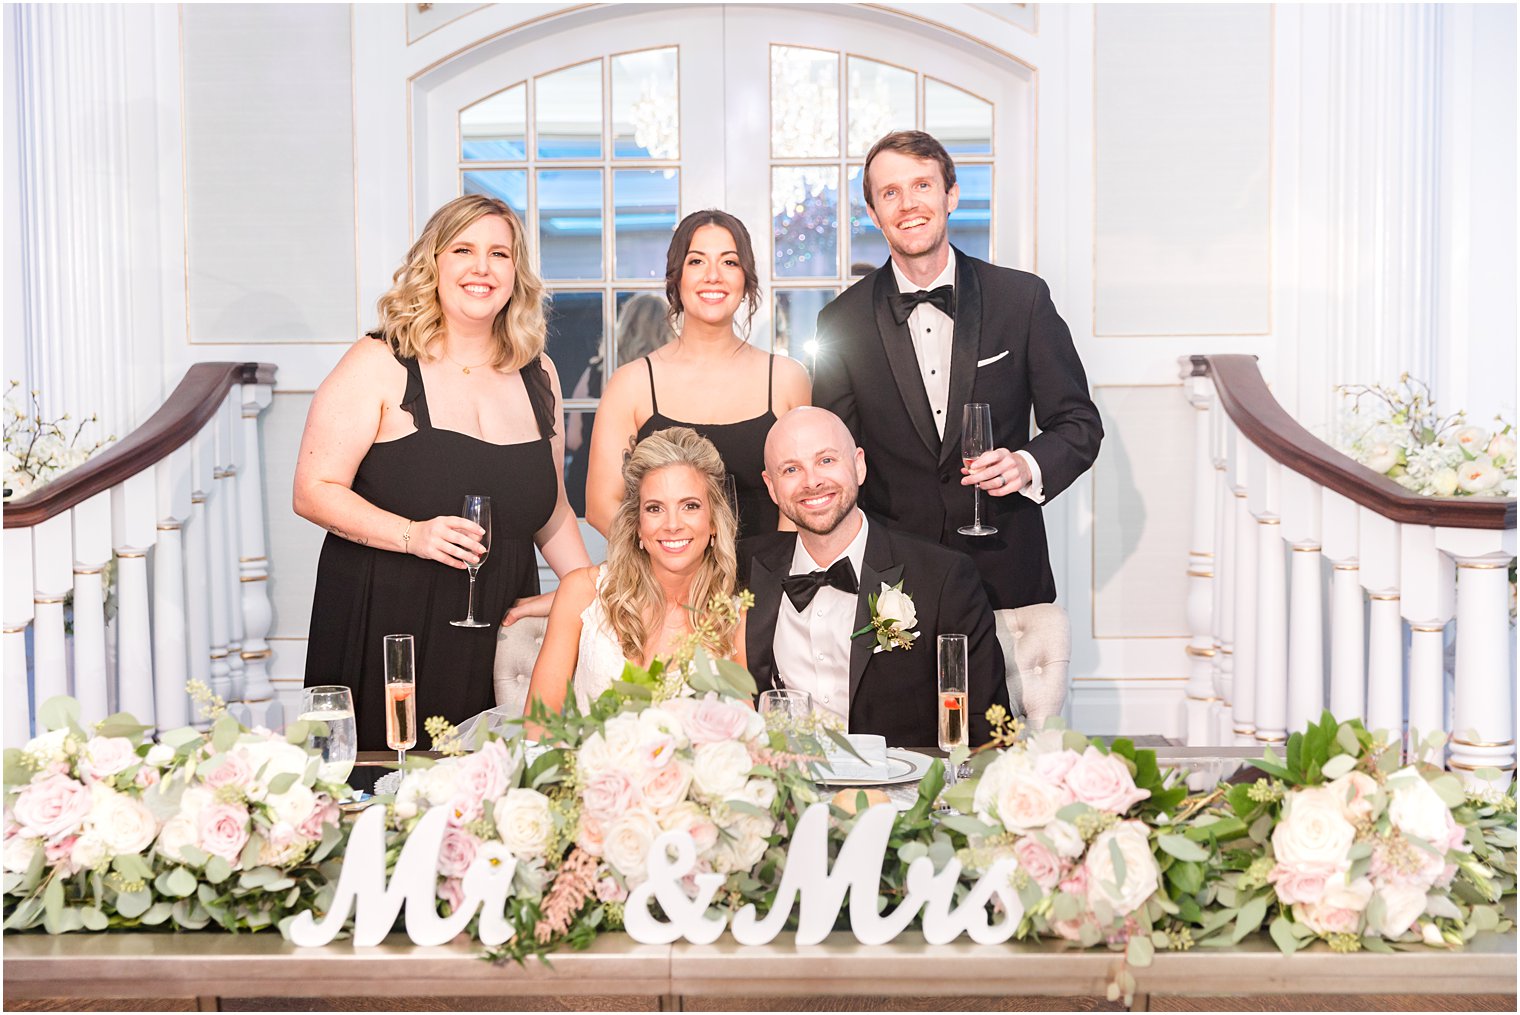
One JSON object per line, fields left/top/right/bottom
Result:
{"left": 304, "top": 351, "right": 558, "bottom": 752}
{"left": 635, "top": 354, "right": 779, "bottom": 542}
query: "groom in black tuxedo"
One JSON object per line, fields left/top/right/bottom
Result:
{"left": 740, "top": 407, "right": 1008, "bottom": 746}
{"left": 813, "top": 131, "right": 1102, "bottom": 612}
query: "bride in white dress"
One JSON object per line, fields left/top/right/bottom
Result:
{"left": 525, "top": 427, "right": 746, "bottom": 718}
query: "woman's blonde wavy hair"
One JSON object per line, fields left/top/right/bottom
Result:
{"left": 374, "top": 194, "right": 547, "bottom": 369}
{"left": 600, "top": 427, "right": 739, "bottom": 663}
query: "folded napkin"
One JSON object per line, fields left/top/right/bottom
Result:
{"left": 818, "top": 733, "right": 891, "bottom": 782}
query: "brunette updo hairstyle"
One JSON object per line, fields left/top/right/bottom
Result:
{"left": 662, "top": 209, "right": 762, "bottom": 335}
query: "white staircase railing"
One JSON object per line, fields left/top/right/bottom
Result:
{"left": 3, "top": 363, "right": 278, "bottom": 743}
{"left": 1182, "top": 355, "right": 1516, "bottom": 785}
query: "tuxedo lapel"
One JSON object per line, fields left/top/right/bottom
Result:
{"left": 848, "top": 524, "right": 905, "bottom": 705}
{"left": 872, "top": 268, "right": 939, "bottom": 457}
{"left": 745, "top": 537, "right": 794, "bottom": 693}
{"left": 939, "top": 248, "right": 983, "bottom": 467}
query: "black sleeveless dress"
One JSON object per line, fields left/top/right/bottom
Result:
{"left": 635, "top": 355, "right": 779, "bottom": 542}
{"left": 304, "top": 351, "right": 558, "bottom": 752}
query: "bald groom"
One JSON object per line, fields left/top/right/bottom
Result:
{"left": 738, "top": 407, "right": 1008, "bottom": 746}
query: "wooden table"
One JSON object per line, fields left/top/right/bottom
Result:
{"left": 4, "top": 930, "right": 1514, "bottom": 1011}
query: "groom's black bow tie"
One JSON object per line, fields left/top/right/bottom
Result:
{"left": 781, "top": 558, "right": 859, "bottom": 612}
{"left": 890, "top": 284, "right": 955, "bottom": 325}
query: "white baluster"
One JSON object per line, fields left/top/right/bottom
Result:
{"left": 1183, "top": 373, "right": 1217, "bottom": 746}
{"left": 1447, "top": 554, "right": 1516, "bottom": 785}
{"left": 216, "top": 397, "right": 246, "bottom": 701}
{"left": 1247, "top": 447, "right": 1286, "bottom": 746}
{"left": 1400, "top": 524, "right": 1455, "bottom": 763}
{"left": 205, "top": 401, "right": 233, "bottom": 704}
{"left": 1212, "top": 435, "right": 1236, "bottom": 745}
{"left": 186, "top": 427, "right": 216, "bottom": 723}
{"left": 1321, "top": 490, "right": 1363, "bottom": 722}
{"left": 236, "top": 380, "right": 275, "bottom": 714}
{"left": 111, "top": 471, "right": 157, "bottom": 725}
{"left": 4, "top": 530, "right": 36, "bottom": 745}
{"left": 69, "top": 492, "right": 113, "bottom": 723}
{"left": 1360, "top": 509, "right": 1403, "bottom": 740}
{"left": 1281, "top": 471, "right": 1324, "bottom": 732}
{"left": 154, "top": 446, "right": 194, "bottom": 730}
{"left": 1231, "top": 488, "right": 1258, "bottom": 746}
{"left": 30, "top": 514, "right": 73, "bottom": 732}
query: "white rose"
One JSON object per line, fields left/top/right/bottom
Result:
{"left": 236, "top": 738, "right": 311, "bottom": 800}
{"left": 1294, "top": 876, "right": 1373, "bottom": 936}
{"left": 1272, "top": 786, "right": 1356, "bottom": 873}
{"left": 1373, "top": 883, "right": 1428, "bottom": 938}
{"left": 494, "top": 788, "right": 554, "bottom": 860}
{"left": 418, "top": 763, "right": 461, "bottom": 808}
{"left": 154, "top": 814, "right": 200, "bottom": 864}
{"left": 1486, "top": 432, "right": 1515, "bottom": 465}
{"left": 603, "top": 808, "right": 662, "bottom": 882}
{"left": 738, "top": 777, "right": 777, "bottom": 811}
{"left": 690, "top": 740, "right": 753, "bottom": 801}
{"left": 70, "top": 834, "right": 109, "bottom": 871}
{"left": 263, "top": 782, "right": 315, "bottom": 829}
{"left": 175, "top": 786, "right": 215, "bottom": 822}
{"left": 1084, "top": 821, "right": 1160, "bottom": 916}
{"left": 874, "top": 583, "right": 917, "bottom": 629}
{"left": 601, "top": 714, "right": 645, "bottom": 766}
{"left": 144, "top": 744, "right": 176, "bottom": 768}
{"left": 1363, "top": 442, "right": 1399, "bottom": 474}
{"left": 80, "top": 737, "right": 138, "bottom": 782}
{"left": 1452, "top": 426, "right": 1489, "bottom": 455}
{"left": 3, "top": 835, "right": 40, "bottom": 873}
{"left": 1457, "top": 457, "right": 1501, "bottom": 493}
{"left": 970, "top": 749, "right": 1023, "bottom": 825}
{"left": 1386, "top": 767, "right": 1454, "bottom": 848}
{"left": 576, "top": 731, "right": 615, "bottom": 778}
{"left": 1429, "top": 467, "right": 1460, "bottom": 496}
{"left": 1041, "top": 818, "right": 1086, "bottom": 859}
{"left": 87, "top": 784, "right": 159, "bottom": 856}
{"left": 638, "top": 707, "right": 690, "bottom": 749}
{"left": 994, "top": 768, "right": 1070, "bottom": 833}
{"left": 660, "top": 802, "right": 719, "bottom": 854}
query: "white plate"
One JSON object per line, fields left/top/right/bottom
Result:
{"left": 818, "top": 748, "right": 935, "bottom": 787}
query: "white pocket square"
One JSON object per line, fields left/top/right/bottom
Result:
{"left": 976, "top": 350, "right": 1009, "bottom": 368}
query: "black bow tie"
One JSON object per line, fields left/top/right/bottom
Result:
{"left": 890, "top": 284, "right": 955, "bottom": 325}
{"left": 781, "top": 557, "right": 859, "bottom": 612}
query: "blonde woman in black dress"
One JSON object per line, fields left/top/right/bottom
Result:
{"left": 294, "top": 194, "right": 591, "bottom": 751}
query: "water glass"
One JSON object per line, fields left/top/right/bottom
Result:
{"left": 759, "top": 687, "right": 813, "bottom": 725}
{"left": 300, "top": 685, "right": 357, "bottom": 787}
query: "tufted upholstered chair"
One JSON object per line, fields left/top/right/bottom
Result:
{"left": 493, "top": 603, "right": 1073, "bottom": 726}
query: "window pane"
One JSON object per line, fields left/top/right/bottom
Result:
{"left": 846, "top": 57, "right": 914, "bottom": 158}
{"left": 461, "top": 170, "right": 528, "bottom": 223}
{"left": 614, "top": 291, "right": 674, "bottom": 368}
{"left": 547, "top": 288, "right": 604, "bottom": 415}
{"left": 948, "top": 164, "right": 991, "bottom": 261}
{"left": 925, "top": 78, "right": 992, "bottom": 155}
{"left": 774, "top": 289, "right": 836, "bottom": 372}
{"left": 612, "top": 48, "right": 679, "bottom": 159}
{"left": 846, "top": 166, "right": 887, "bottom": 275}
{"left": 772, "top": 166, "right": 839, "bottom": 279}
{"left": 614, "top": 169, "right": 679, "bottom": 280}
{"left": 536, "top": 60, "right": 603, "bottom": 159}
{"left": 563, "top": 409, "right": 595, "bottom": 517}
{"left": 460, "top": 83, "right": 526, "bottom": 161}
{"left": 770, "top": 45, "right": 839, "bottom": 158}
{"left": 537, "top": 170, "right": 603, "bottom": 279}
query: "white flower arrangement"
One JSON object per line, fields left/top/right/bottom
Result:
{"left": 3, "top": 381, "right": 114, "bottom": 501}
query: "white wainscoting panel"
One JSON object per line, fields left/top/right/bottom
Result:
{"left": 1093, "top": 3, "right": 1272, "bottom": 336}
{"left": 261, "top": 393, "right": 323, "bottom": 646}
{"left": 1091, "top": 385, "right": 1192, "bottom": 639}
{"left": 181, "top": 4, "right": 358, "bottom": 343}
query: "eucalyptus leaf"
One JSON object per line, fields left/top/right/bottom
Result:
{"left": 211, "top": 714, "right": 242, "bottom": 753}
{"left": 1428, "top": 774, "right": 1466, "bottom": 809}
{"left": 38, "top": 696, "right": 82, "bottom": 734}
{"left": 285, "top": 718, "right": 317, "bottom": 745}
{"left": 897, "top": 841, "right": 929, "bottom": 865}
{"left": 1056, "top": 801, "right": 1095, "bottom": 824}
{"left": 1336, "top": 723, "right": 1363, "bottom": 756}
{"left": 938, "top": 814, "right": 995, "bottom": 838}
{"left": 112, "top": 853, "right": 153, "bottom": 883}
{"left": 42, "top": 874, "right": 64, "bottom": 925}
{"left": 1361, "top": 935, "right": 1394, "bottom": 953}
{"left": 714, "top": 658, "right": 758, "bottom": 698}
{"left": 158, "top": 726, "right": 204, "bottom": 749}
{"left": 1320, "top": 753, "right": 1358, "bottom": 780}
{"left": 1158, "top": 834, "right": 1210, "bottom": 862}
{"left": 822, "top": 726, "right": 865, "bottom": 763}
{"left": 723, "top": 799, "right": 771, "bottom": 820}
{"left": 1126, "top": 935, "right": 1154, "bottom": 967}
{"left": 164, "top": 866, "right": 198, "bottom": 898}
{"left": 205, "top": 855, "right": 232, "bottom": 884}
{"left": 266, "top": 771, "right": 298, "bottom": 796}
{"left": 4, "top": 747, "right": 33, "bottom": 788}
{"left": 1269, "top": 915, "right": 1299, "bottom": 954}
{"left": 141, "top": 901, "right": 173, "bottom": 925}
{"left": 1231, "top": 894, "right": 1269, "bottom": 943}
{"left": 115, "top": 887, "right": 152, "bottom": 919}
{"left": 179, "top": 844, "right": 210, "bottom": 868}
{"left": 95, "top": 713, "right": 152, "bottom": 739}
{"left": 80, "top": 906, "right": 109, "bottom": 931}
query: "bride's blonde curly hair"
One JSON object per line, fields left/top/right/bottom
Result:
{"left": 601, "top": 427, "right": 739, "bottom": 662}
{"left": 374, "top": 194, "right": 546, "bottom": 369}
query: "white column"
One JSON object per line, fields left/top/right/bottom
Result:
{"left": 111, "top": 471, "right": 157, "bottom": 725}
{"left": 1321, "top": 490, "right": 1364, "bottom": 722}
{"left": 1449, "top": 556, "right": 1516, "bottom": 784}
{"left": 1231, "top": 490, "right": 1258, "bottom": 745}
{"left": 1211, "top": 454, "right": 1236, "bottom": 744}
{"left": 1407, "top": 623, "right": 1448, "bottom": 764}
{"left": 29, "top": 514, "right": 72, "bottom": 732}
{"left": 1182, "top": 373, "right": 1217, "bottom": 746}
{"left": 185, "top": 428, "right": 216, "bottom": 724}
{"left": 1281, "top": 471, "right": 1325, "bottom": 733}
{"left": 216, "top": 398, "right": 246, "bottom": 701}
{"left": 4, "top": 530, "right": 36, "bottom": 745}
{"left": 1365, "top": 594, "right": 1404, "bottom": 738}
{"left": 153, "top": 446, "right": 194, "bottom": 731}
{"left": 1400, "top": 524, "right": 1455, "bottom": 762}
{"left": 1254, "top": 518, "right": 1288, "bottom": 745}
{"left": 68, "top": 493, "right": 113, "bottom": 723}
{"left": 236, "top": 381, "right": 275, "bottom": 709}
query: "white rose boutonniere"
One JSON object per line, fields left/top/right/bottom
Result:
{"left": 853, "top": 580, "right": 919, "bottom": 653}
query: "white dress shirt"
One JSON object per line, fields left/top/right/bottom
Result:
{"left": 773, "top": 513, "right": 870, "bottom": 727}
{"left": 890, "top": 251, "right": 1045, "bottom": 503}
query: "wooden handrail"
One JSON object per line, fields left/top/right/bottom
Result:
{"left": 2, "top": 363, "right": 276, "bottom": 529}
{"left": 1192, "top": 355, "right": 1515, "bottom": 531}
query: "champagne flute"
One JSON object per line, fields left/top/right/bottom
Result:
{"left": 384, "top": 634, "right": 417, "bottom": 769}
{"left": 449, "top": 494, "right": 493, "bottom": 628}
{"left": 300, "top": 685, "right": 357, "bottom": 787}
{"left": 937, "top": 634, "right": 969, "bottom": 778}
{"left": 958, "top": 403, "right": 999, "bottom": 536}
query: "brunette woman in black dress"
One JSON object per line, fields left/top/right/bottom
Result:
{"left": 584, "top": 210, "right": 811, "bottom": 542}
{"left": 294, "top": 194, "right": 591, "bottom": 754}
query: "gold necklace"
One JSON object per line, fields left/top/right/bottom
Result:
{"left": 442, "top": 349, "right": 493, "bottom": 375}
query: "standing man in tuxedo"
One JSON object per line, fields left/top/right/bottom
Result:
{"left": 813, "top": 130, "right": 1102, "bottom": 613}
{"left": 741, "top": 406, "right": 1008, "bottom": 746}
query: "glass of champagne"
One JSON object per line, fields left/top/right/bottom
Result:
{"left": 300, "top": 685, "right": 357, "bottom": 789}
{"left": 758, "top": 687, "right": 813, "bottom": 726}
{"left": 384, "top": 634, "right": 417, "bottom": 769}
{"left": 450, "top": 494, "right": 493, "bottom": 628}
{"left": 958, "top": 403, "right": 999, "bottom": 536}
{"left": 937, "top": 634, "right": 969, "bottom": 775}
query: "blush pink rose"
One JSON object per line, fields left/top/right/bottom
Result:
{"left": 197, "top": 802, "right": 251, "bottom": 863}
{"left": 582, "top": 769, "right": 640, "bottom": 822}
{"left": 1064, "top": 747, "right": 1151, "bottom": 813}
{"left": 1033, "top": 748, "right": 1080, "bottom": 786}
{"left": 595, "top": 876, "right": 628, "bottom": 903}
{"left": 1294, "top": 877, "right": 1372, "bottom": 936}
{"left": 79, "top": 737, "right": 138, "bottom": 783}
{"left": 1013, "top": 836, "right": 1065, "bottom": 890}
{"left": 202, "top": 753, "right": 253, "bottom": 792}
{"left": 44, "top": 835, "right": 80, "bottom": 875}
{"left": 13, "top": 773, "right": 92, "bottom": 842}
{"left": 134, "top": 767, "right": 160, "bottom": 790}
{"left": 456, "top": 747, "right": 509, "bottom": 809}
{"left": 438, "top": 876, "right": 466, "bottom": 914}
{"left": 437, "top": 826, "right": 479, "bottom": 879}
{"left": 994, "top": 770, "right": 1070, "bottom": 832}
{"left": 1269, "top": 863, "right": 1333, "bottom": 905}
{"left": 577, "top": 814, "right": 606, "bottom": 857}
{"left": 639, "top": 760, "right": 693, "bottom": 813}
{"left": 298, "top": 792, "right": 340, "bottom": 840}
{"left": 682, "top": 697, "right": 755, "bottom": 746}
